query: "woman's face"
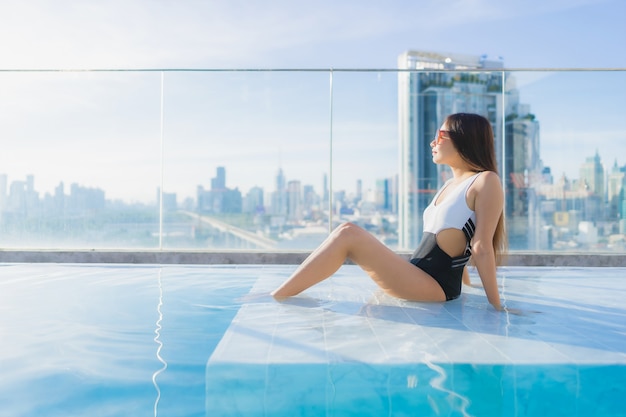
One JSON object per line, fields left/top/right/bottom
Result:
{"left": 430, "top": 122, "right": 457, "bottom": 164}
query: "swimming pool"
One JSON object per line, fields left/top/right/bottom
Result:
{"left": 0, "top": 264, "right": 624, "bottom": 416}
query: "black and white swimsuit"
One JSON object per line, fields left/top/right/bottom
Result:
{"left": 409, "top": 173, "right": 481, "bottom": 300}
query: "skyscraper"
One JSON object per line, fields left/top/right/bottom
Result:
{"left": 287, "top": 180, "right": 302, "bottom": 222}
{"left": 397, "top": 50, "right": 542, "bottom": 250}
{"left": 578, "top": 150, "right": 605, "bottom": 221}
{"left": 211, "top": 166, "right": 226, "bottom": 190}
{"left": 505, "top": 108, "right": 541, "bottom": 249}
{"left": 579, "top": 150, "right": 605, "bottom": 199}
{"left": 607, "top": 161, "right": 625, "bottom": 219}
{"left": 198, "top": 167, "right": 242, "bottom": 213}
{"left": 271, "top": 168, "right": 287, "bottom": 216}
{"left": 397, "top": 51, "right": 505, "bottom": 249}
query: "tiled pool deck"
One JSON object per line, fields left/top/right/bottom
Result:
{"left": 213, "top": 266, "right": 626, "bottom": 365}
{"left": 206, "top": 266, "right": 626, "bottom": 416}
{"left": 1, "top": 263, "right": 625, "bottom": 416}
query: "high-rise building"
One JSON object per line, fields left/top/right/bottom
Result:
{"left": 211, "top": 166, "right": 226, "bottom": 190}
{"left": 355, "top": 179, "right": 363, "bottom": 204}
{"left": 577, "top": 151, "right": 605, "bottom": 222}
{"left": 397, "top": 50, "right": 505, "bottom": 249}
{"left": 302, "top": 184, "right": 319, "bottom": 219}
{"left": 7, "top": 180, "right": 26, "bottom": 214}
{"left": 271, "top": 168, "right": 287, "bottom": 216}
{"left": 68, "top": 183, "right": 105, "bottom": 213}
{"left": 504, "top": 106, "right": 542, "bottom": 249}
{"left": 607, "top": 161, "right": 624, "bottom": 219}
{"left": 375, "top": 178, "right": 391, "bottom": 211}
{"left": 322, "top": 173, "right": 329, "bottom": 208}
{"left": 579, "top": 150, "right": 605, "bottom": 199}
{"left": 286, "top": 180, "right": 302, "bottom": 222}
{"left": 244, "top": 186, "right": 265, "bottom": 214}
{"left": 397, "top": 50, "right": 542, "bottom": 250}
{"left": 198, "top": 167, "right": 242, "bottom": 213}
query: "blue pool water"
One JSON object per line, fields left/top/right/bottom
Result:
{"left": 0, "top": 264, "right": 625, "bottom": 417}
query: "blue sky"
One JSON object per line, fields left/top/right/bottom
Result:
{"left": 0, "top": 0, "right": 624, "bottom": 202}
{"left": 1, "top": 0, "right": 624, "bottom": 70}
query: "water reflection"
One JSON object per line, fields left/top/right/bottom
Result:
{"left": 152, "top": 269, "right": 167, "bottom": 417}
{"left": 423, "top": 354, "right": 472, "bottom": 417}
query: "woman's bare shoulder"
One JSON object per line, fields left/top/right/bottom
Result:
{"left": 476, "top": 170, "right": 501, "bottom": 185}
{"left": 468, "top": 171, "right": 502, "bottom": 210}
{"left": 476, "top": 171, "right": 503, "bottom": 203}
{"left": 469, "top": 171, "right": 501, "bottom": 192}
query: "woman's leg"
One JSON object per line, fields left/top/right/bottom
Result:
{"left": 271, "top": 222, "right": 446, "bottom": 302}
{"left": 271, "top": 222, "right": 356, "bottom": 298}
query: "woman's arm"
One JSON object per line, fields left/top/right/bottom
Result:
{"left": 470, "top": 171, "right": 504, "bottom": 310}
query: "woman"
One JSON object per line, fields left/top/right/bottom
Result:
{"left": 272, "top": 113, "right": 507, "bottom": 311}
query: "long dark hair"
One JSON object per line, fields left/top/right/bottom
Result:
{"left": 445, "top": 113, "right": 507, "bottom": 264}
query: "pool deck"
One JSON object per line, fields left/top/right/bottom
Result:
{"left": 209, "top": 266, "right": 626, "bottom": 365}
{"left": 206, "top": 266, "right": 626, "bottom": 416}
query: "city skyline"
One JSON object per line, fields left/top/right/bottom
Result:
{"left": 3, "top": 142, "right": 626, "bottom": 252}
{"left": 2, "top": 144, "right": 624, "bottom": 207}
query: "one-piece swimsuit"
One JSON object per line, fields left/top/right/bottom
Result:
{"left": 409, "top": 172, "right": 481, "bottom": 300}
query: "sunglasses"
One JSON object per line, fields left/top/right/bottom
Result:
{"left": 433, "top": 130, "right": 450, "bottom": 145}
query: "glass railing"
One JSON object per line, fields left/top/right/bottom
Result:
{"left": 0, "top": 69, "right": 624, "bottom": 253}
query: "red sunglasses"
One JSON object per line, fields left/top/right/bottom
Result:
{"left": 433, "top": 130, "right": 450, "bottom": 145}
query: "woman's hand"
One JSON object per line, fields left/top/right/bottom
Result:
{"left": 493, "top": 304, "right": 526, "bottom": 315}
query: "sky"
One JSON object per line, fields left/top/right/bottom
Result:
{"left": 1, "top": 0, "right": 625, "bottom": 203}
{"left": 2, "top": 0, "right": 624, "bottom": 70}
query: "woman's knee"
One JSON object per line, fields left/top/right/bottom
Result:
{"left": 335, "top": 221, "right": 358, "bottom": 232}
{"left": 333, "top": 222, "right": 366, "bottom": 241}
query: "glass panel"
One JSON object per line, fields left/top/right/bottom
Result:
{"left": 160, "top": 71, "right": 330, "bottom": 250}
{"left": 0, "top": 71, "right": 162, "bottom": 249}
{"left": 330, "top": 71, "right": 399, "bottom": 248}
{"left": 1, "top": 69, "right": 623, "bottom": 255}
{"left": 395, "top": 70, "right": 505, "bottom": 251}
{"left": 508, "top": 70, "right": 626, "bottom": 252}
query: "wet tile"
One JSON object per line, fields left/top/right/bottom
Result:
{"left": 209, "top": 265, "right": 626, "bottom": 367}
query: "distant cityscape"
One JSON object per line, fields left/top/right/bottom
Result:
{"left": 0, "top": 166, "right": 398, "bottom": 250}
{"left": 1, "top": 50, "right": 625, "bottom": 252}
{"left": 2, "top": 146, "right": 626, "bottom": 252}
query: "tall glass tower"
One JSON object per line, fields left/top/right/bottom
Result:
{"left": 397, "top": 50, "right": 505, "bottom": 250}
{"left": 397, "top": 50, "right": 542, "bottom": 251}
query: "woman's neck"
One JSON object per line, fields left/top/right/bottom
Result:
{"left": 449, "top": 165, "right": 477, "bottom": 182}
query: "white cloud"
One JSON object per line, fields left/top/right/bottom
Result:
{"left": 0, "top": 0, "right": 618, "bottom": 69}
{"left": 0, "top": 0, "right": 405, "bottom": 69}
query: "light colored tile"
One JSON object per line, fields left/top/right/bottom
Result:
{"left": 366, "top": 316, "right": 446, "bottom": 363}
{"left": 208, "top": 265, "right": 626, "bottom": 368}
{"left": 480, "top": 333, "right": 570, "bottom": 364}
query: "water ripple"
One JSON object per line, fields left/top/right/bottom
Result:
{"left": 152, "top": 269, "right": 167, "bottom": 417}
